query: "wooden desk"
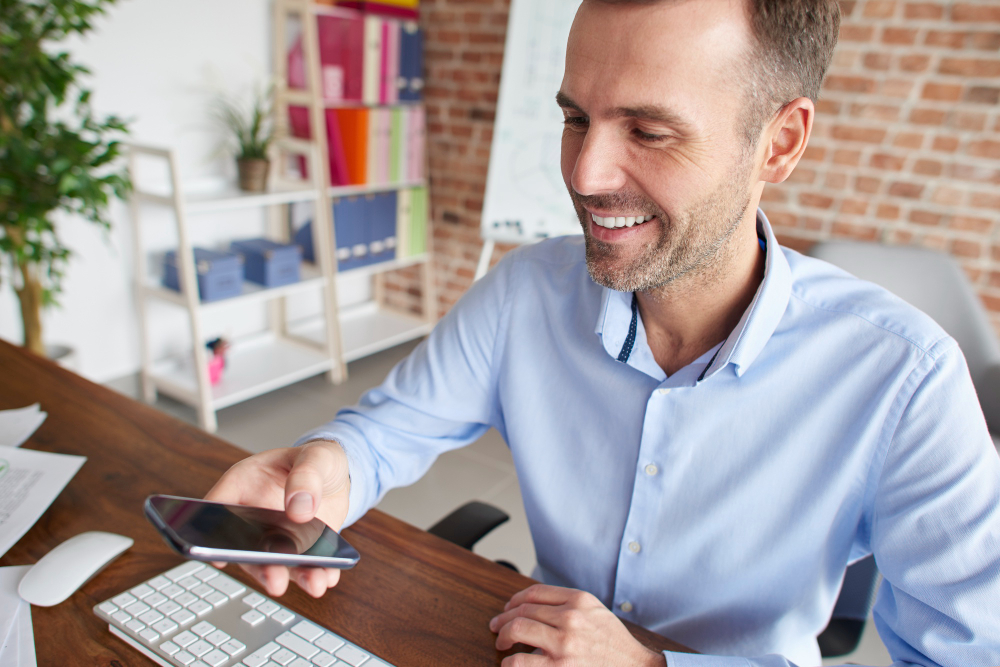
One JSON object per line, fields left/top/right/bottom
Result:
{"left": 0, "top": 340, "right": 692, "bottom": 665}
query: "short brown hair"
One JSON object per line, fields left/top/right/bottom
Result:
{"left": 588, "top": 0, "right": 841, "bottom": 143}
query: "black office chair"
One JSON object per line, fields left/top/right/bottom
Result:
{"left": 430, "top": 502, "right": 880, "bottom": 658}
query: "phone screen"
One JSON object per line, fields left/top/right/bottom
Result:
{"left": 145, "top": 495, "right": 359, "bottom": 568}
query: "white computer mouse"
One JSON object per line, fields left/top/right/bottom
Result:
{"left": 18, "top": 531, "right": 134, "bottom": 607}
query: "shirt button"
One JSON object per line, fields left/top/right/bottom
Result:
{"left": 656, "top": 388, "right": 671, "bottom": 396}
{"left": 620, "top": 601, "right": 633, "bottom": 613}
{"left": 628, "top": 541, "right": 641, "bottom": 553}
{"left": 645, "top": 464, "right": 658, "bottom": 476}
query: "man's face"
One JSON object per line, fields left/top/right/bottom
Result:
{"left": 560, "top": 0, "right": 762, "bottom": 292}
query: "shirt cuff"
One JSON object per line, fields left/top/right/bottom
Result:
{"left": 663, "top": 652, "right": 753, "bottom": 667}
{"left": 293, "top": 427, "right": 371, "bottom": 529}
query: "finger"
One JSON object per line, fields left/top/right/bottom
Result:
{"left": 495, "top": 616, "right": 560, "bottom": 652}
{"left": 500, "top": 653, "right": 549, "bottom": 667}
{"left": 504, "top": 584, "right": 578, "bottom": 612}
{"left": 285, "top": 445, "right": 344, "bottom": 523}
{"left": 244, "top": 563, "right": 291, "bottom": 597}
{"left": 289, "top": 566, "right": 341, "bottom": 598}
{"left": 490, "top": 603, "right": 563, "bottom": 633}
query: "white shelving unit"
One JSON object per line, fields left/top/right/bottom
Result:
{"left": 129, "top": 139, "right": 350, "bottom": 432}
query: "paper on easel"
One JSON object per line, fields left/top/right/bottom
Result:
{"left": 0, "top": 447, "right": 85, "bottom": 559}
{"left": 0, "top": 405, "right": 47, "bottom": 448}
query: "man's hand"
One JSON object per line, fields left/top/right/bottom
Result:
{"left": 490, "top": 584, "right": 667, "bottom": 667}
{"left": 204, "top": 441, "right": 351, "bottom": 599}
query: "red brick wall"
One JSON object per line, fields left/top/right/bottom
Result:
{"left": 385, "top": 0, "right": 1000, "bottom": 329}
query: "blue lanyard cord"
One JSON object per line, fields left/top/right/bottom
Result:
{"left": 617, "top": 235, "right": 767, "bottom": 374}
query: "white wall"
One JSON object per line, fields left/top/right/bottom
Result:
{"left": 0, "top": 0, "right": 367, "bottom": 382}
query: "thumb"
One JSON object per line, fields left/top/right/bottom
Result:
{"left": 284, "top": 442, "right": 346, "bottom": 523}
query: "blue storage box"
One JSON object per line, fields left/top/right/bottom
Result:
{"left": 295, "top": 223, "right": 315, "bottom": 263}
{"left": 163, "top": 248, "right": 244, "bottom": 302}
{"left": 230, "top": 238, "right": 302, "bottom": 287}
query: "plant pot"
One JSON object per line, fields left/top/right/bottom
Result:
{"left": 237, "top": 157, "right": 270, "bottom": 192}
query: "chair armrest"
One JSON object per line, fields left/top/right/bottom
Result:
{"left": 428, "top": 501, "right": 510, "bottom": 550}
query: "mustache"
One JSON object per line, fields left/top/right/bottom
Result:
{"left": 571, "top": 190, "right": 663, "bottom": 215}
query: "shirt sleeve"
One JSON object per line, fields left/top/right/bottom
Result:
{"left": 664, "top": 339, "right": 1000, "bottom": 667}
{"left": 294, "top": 249, "right": 516, "bottom": 528}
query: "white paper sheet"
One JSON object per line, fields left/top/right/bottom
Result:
{"left": 0, "top": 447, "right": 85, "bottom": 559}
{"left": 0, "top": 405, "right": 47, "bottom": 449}
{"left": 0, "top": 566, "right": 33, "bottom": 666}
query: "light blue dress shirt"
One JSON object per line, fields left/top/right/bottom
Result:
{"left": 298, "top": 211, "right": 1000, "bottom": 666}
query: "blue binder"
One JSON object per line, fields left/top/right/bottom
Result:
{"left": 399, "top": 24, "right": 423, "bottom": 102}
{"left": 334, "top": 196, "right": 368, "bottom": 271}
{"left": 372, "top": 191, "right": 398, "bottom": 264}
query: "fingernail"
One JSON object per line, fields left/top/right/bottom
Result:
{"left": 287, "top": 492, "right": 315, "bottom": 516}
{"left": 489, "top": 616, "right": 498, "bottom": 631}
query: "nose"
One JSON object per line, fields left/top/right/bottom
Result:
{"left": 569, "top": 125, "right": 629, "bottom": 197}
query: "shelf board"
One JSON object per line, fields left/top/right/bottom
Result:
{"left": 184, "top": 187, "right": 320, "bottom": 214}
{"left": 336, "top": 253, "right": 430, "bottom": 279}
{"left": 328, "top": 180, "right": 427, "bottom": 198}
{"left": 142, "top": 265, "right": 328, "bottom": 309}
{"left": 291, "top": 302, "right": 433, "bottom": 362}
{"left": 150, "top": 335, "right": 333, "bottom": 410}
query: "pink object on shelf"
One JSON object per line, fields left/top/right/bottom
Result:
{"left": 208, "top": 356, "right": 225, "bottom": 385}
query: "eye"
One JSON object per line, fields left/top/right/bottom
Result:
{"left": 632, "top": 128, "right": 668, "bottom": 143}
{"left": 562, "top": 115, "right": 589, "bottom": 131}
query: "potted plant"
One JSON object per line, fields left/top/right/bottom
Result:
{"left": 215, "top": 84, "right": 274, "bottom": 192}
{"left": 0, "top": 0, "right": 131, "bottom": 357}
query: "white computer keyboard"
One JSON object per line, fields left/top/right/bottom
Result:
{"left": 93, "top": 560, "right": 395, "bottom": 667}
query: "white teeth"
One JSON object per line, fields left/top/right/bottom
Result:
{"left": 590, "top": 213, "right": 654, "bottom": 228}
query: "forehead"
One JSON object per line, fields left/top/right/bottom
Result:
{"left": 563, "top": 0, "right": 753, "bottom": 126}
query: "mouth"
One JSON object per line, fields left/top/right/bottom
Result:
{"left": 590, "top": 213, "right": 656, "bottom": 229}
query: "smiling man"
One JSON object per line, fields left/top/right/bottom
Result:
{"left": 207, "top": 1, "right": 1000, "bottom": 665}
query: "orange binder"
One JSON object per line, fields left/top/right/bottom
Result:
{"left": 334, "top": 108, "right": 369, "bottom": 185}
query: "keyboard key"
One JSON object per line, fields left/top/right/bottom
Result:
{"left": 291, "top": 620, "right": 324, "bottom": 642}
{"left": 148, "top": 575, "right": 172, "bottom": 590}
{"left": 221, "top": 639, "right": 246, "bottom": 656}
{"left": 257, "top": 601, "right": 280, "bottom": 617}
{"left": 130, "top": 584, "right": 155, "bottom": 599}
{"left": 205, "top": 591, "right": 228, "bottom": 607}
{"left": 138, "top": 610, "right": 164, "bottom": 625}
{"left": 171, "top": 608, "right": 197, "bottom": 626}
{"left": 160, "top": 640, "right": 181, "bottom": 656}
{"left": 175, "top": 592, "right": 198, "bottom": 607}
{"left": 97, "top": 601, "right": 118, "bottom": 616}
{"left": 271, "top": 648, "right": 297, "bottom": 665}
{"left": 153, "top": 618, "right": 179, "bottom": 635}
{"left": 165, "top": 561, "right": 205, "bottom": 581}
{"left": 191, "top": 584, "right": 216, "bottom": 598}
{"left": 272, "top": 608, "right": 295, "bottom": 625}
{"left": 192, "top": 621, "right": 217, "bottom": 637}
{"left": 160, "top": 600, "right": 183, "bottom": 616}
{"left": 178, "top": 576, "right": 202, "bottom": 590}
{"left": 191, "top": 662, "right": 211, "bottom": 667}
{"left": 289, "top": 659, "right": 312, "bottom": 667}
{"left": 203, "top": 649, "right": 229, "bottom": 666}
{"left": 334, "top": 645, "right": 369, "bottom": 666}
{"left": 242, "top": 593, "right": 265, "bottom": 608}
{"left": 206, "top": 629, "right": 231, "bottom": 646}
{"left": 210, "top": 574, "right": 246, "bottom": 598}
{"left": 188, "top": 639, "right": 213, "bottom": 657}
{"left": 242, "top": 609, "right": 266, "bottom": 627}
{"left": 313, "top": 634, "right": 344, "bottom": 653}
{"left": 112, "top": 593, "right": 137, "bottom": 607}
{"left": 173, "top": 650, "right": 196, "bottom": 665}
{"left": 124, "top": 601, "right": 151, "bottom": 617}
{"left": 162, "top": 584, "right": 186, "bottom": 599}
{"left": 139, "top": 628, "right": 160, "bottom": 644}
{"left": 276, "top": 631, "right": 319, "bottom": 659}
{"left": 111, "top": 611, "right": 132, "bottom": 625}
{"left": 173, "top": 630, "right": 198, "bottom": 647}
{"left": 145, "top": 592, "right": 169, "bottom": 608}
{"left": 125, "top": 619, "right": 146, "bottom": 635}
{"left": 244, "top": 641, "right": 279, "bottom": 667}
{"left": 195, "top": 568, "right": 219, "bottom": 582}
{"left": 311, "top": 652, "right": 337, "bottom": 667}
{"left": 189, "top": 600, "right": 213, "bottom": 617}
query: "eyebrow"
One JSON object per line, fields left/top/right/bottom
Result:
{"left": 555, "top": 91, "right": 693, "bottom": 131}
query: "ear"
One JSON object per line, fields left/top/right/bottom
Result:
{"left": 758, "top": 97, "right": 814, "bottom": 184}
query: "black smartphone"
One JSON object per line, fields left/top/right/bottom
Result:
{"left": 144, "top": 494, "right": 360, "bottom": 569}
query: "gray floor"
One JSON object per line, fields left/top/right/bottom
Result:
{"left": 106, "top": 339, "right": 891, "bottom": 666}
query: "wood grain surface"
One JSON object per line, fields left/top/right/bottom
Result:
{"left": 0, "top": 340, "right": 693, "bottom": 665}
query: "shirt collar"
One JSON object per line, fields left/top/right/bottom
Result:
{"left": 595, "top": 208, "right": 792, "bottom": 381}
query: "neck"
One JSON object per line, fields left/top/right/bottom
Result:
{"left": 636, "top": 207, "right": 767, "bottom": 377}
